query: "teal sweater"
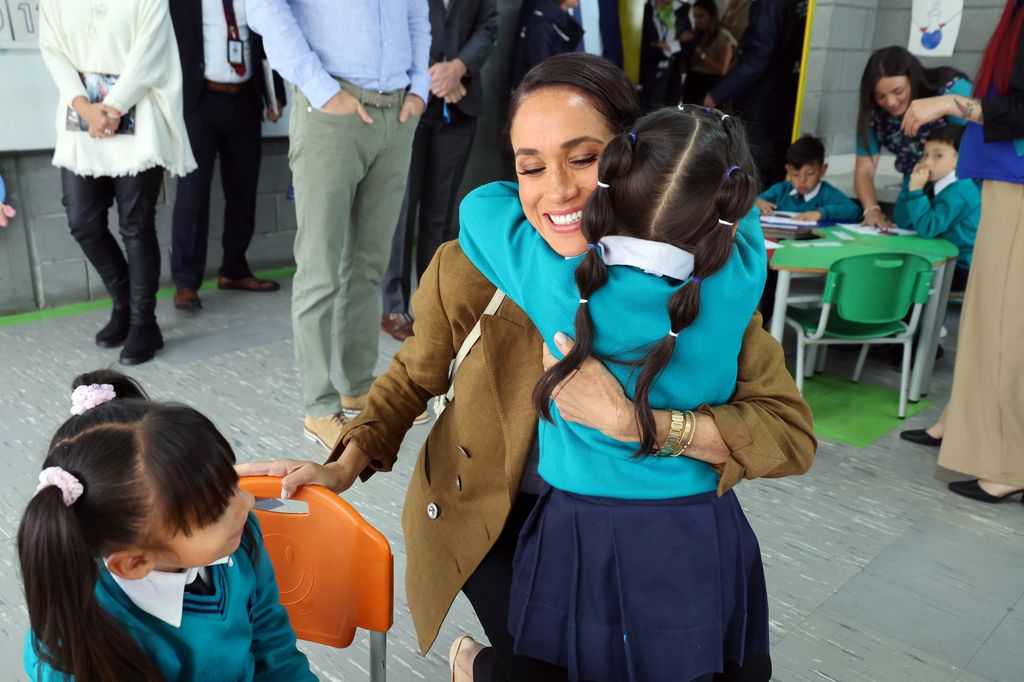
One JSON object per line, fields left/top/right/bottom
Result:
{"left": 459, "top": 182, "right": 767, "bottom": 499}
{"left": 758, "top": 180, "right": 862, "bottom": 222}
{"left": 24, "top": 516, "right": 315, "bottom": 682}
{"left": 894, "top": 177, "right": 980, "bottom": 269}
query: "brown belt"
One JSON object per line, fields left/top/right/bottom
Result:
{"left": 205, "top": 79, "right": 253, "bottom": 94}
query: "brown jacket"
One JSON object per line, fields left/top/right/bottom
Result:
{"left": 329, "top": 241, "right": 816, "bottom": 655}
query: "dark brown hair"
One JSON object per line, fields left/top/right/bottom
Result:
{"left": 856, "top": 46, "right": 968, "bottom": 151}
{"left": 532, "top": 106, "right": 759, "bottom": 455}
{"left": 18, "top": 369, "right": 251, "bottom": 681}
{"left": 509, "top": 52, "right": 642, "bottom": 137}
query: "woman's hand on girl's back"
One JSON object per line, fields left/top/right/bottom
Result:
{"left": 542, "top": 332, "right": 636, "bottom": 443}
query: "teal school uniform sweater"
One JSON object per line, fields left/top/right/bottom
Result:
{"left": 24, "top": 516, "right": 315, "bottom": 682}
{"left": 459, "top": 182, "right": 767, "bottom": 500}
{"left": 894, "top": 178, "right": 980, "bottom": 269}
{"left": 758, "top": 180, "right": 862, "bottom": 222}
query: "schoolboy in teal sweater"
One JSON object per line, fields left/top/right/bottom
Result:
{"left": 895, "top": 125, "right": 980, "bottom": 275}
{"left": 755, "top": 135, "right": 862, "bottom": 222}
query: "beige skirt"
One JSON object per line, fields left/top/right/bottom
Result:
{"left": 938, "top": 180, "right": 1024, "bottom": 486}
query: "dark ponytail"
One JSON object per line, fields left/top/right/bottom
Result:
{"left": 532, "top": 132, "right": 638, "bottom": 420}
{"left": 536, "top": 107, "right": 759, "bottom": 455}
{"left": 20, "top": 370, "right": 249, "bottom": 681}
{"left": 20, "top": 484, "right": 164, "bottom": 681}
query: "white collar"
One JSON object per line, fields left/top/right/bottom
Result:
{"left": 106, "top": 556, "right": 232, "bottom": 628}
{"left": 933, "top": 170, "right": 957, "bottom": 196}
{"left": 789, "top": 182, "right": 821, "bottom": 202}
{"left": 589, "top": 235, "right": 695, "bottom": 280}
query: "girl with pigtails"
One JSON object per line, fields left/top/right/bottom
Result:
{"left": 458, "top": 104, "right": 772, "bottom": 682}
{"left": 18, "top": 370, "right": 314, "bottom": 681}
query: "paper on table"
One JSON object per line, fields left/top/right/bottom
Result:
{"left": 761, "top": 211, "right": 818, "bottom": 228}
{"left": 838, "top": 223, "right": 917, "bottom": 236}
{"left": 263, "top": 60, "right": 279, "bottom": 117}
{"left": 764, "top": 239, "right": 781, "bottom": 250}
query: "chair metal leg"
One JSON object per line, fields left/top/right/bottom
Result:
{"left": 898, "top": 341, "right": 911, "bottom": 418}
{"left": 852, "top": 344, "right": 870, "bottom": 383}
{"left": 795, "top": 337, "right": 806, "bottom": 394}
{"left": 370, "top": 631, "right": 387, "bottom": 682}
{"left": 804, "top": 345, "right": 818, "bottom": 378}
{"left": 815, "top": 345, "right": 828, "bottom": 373}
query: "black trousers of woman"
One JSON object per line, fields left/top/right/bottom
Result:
{"left": 61, "top": 167, "right": 163, "bottom": 326}
{"left": 462, "top": 492, "right": 772, "bottom": 682}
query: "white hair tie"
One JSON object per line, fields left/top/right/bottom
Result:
{"left": 596, "top": 181, "right": 610, "bottom": 188}
{"left": 578, "top": 298, "right": 589, "bottom": 304}
{"left": 668, "top": 330, "right": 679, "bottom": 338}
{"left": 718, "top": 219, "right": 734, "bottom": 226}
{"left": 35, "top": 467, "right": 84, "bottom": 506}
{"left": 70, "top": 383, "right": 117, "bottom": 416}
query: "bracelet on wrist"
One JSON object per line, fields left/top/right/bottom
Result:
{"left": 862, "top": 205, "right": 881, "bottom": 217}
{"left": 653, "top": 410, "right": 687, "bottom": 456}
{"left": 674, "top": 410, "right": 697, "bottom": 456}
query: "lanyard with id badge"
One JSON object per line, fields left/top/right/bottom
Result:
{"left": 222, "top": 0, "right": 246, "bottom": 77}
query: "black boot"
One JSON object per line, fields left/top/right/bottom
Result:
{"left": 119, "top": 323, "right": 165, "bottom": 365}
{"left": 114, "top": 167, "right": 165, "bottom": 366}
{"left": 95, "top": 306, "right": 131, "bottom": 347}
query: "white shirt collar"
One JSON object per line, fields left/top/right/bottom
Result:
{"left": 789, "top": 182, "right": 821, "bottom": 202}
{"left": 106, "top": 556, "right": 232, "bottom": 628}
{"left": 588, "top": 235, "right": 695, "bottom": 281}
{"left": 933, "top": 170, "right": 957, "bottom": 196}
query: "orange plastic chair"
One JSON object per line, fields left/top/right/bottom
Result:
{"left": 239, "top": 476, "right": 394, "bottom": 682}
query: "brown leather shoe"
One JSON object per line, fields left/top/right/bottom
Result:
{"left": 381, "top": 312, "right": 414, "bottom": 341}
{"left": 217, "top": 275, "right": 281, "bottom": 292}
{"left": 174, "top": 287, "right": 202, "bottom": 311}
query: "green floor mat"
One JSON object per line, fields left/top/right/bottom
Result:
{"left": 799, "top": 372, "right": 931, "bottom": 447}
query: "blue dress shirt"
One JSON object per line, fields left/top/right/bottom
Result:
{"left": 248, "top": 0, "right": 431, "bottom": 109}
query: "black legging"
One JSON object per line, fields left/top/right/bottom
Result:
{"left": 461, "top": 492, "right": 773, "bottom": 682}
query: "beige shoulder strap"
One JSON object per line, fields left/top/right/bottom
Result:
{"left": 433, "top": 289, "right": 506, "bottom": 417}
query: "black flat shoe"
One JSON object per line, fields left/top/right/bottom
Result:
{"left": 900, "top": 429, "right": 942, "bottom": 447}
{"left": 948, "top": 479, "right": 1024, "bottom": 503}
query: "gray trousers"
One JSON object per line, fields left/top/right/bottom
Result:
{"left": 289, "top": 86, "right": 417, "bottom": 417}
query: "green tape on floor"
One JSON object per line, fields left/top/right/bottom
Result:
{"left": 0, "top": 266, "right": 296, "bottom": 329}
{"left": 800, "top": 372, "right": 931, "bottom": 447}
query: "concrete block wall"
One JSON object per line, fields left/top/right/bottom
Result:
{"left": 801, "top": 0, "right": 1002, "bottom": 156}
{"left": 0, "top": 139, "right": 296, "bottom": 315}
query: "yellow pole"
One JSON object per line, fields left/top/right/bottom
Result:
{"left": 791, "top": 0, "right": 817, "bottom": 141}
{"left": 620, "top": 0, "right": 645, "bottom": 84}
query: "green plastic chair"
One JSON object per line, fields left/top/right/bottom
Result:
{"left": 785, "top": 253, "right": 935, "bottom": 418}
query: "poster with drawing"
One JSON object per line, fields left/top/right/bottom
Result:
{"left": 908, "top": 0, "right": 963, "bottom": 58}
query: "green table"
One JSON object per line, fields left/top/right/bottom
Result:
{"left": 768, "top": 226, "right": 959, "bottom": 402}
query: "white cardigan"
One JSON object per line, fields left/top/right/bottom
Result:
{"left": 39, "top": 0, "right": 197, "bottom": 178}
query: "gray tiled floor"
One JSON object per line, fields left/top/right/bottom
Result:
{"left": 1, "top": 281, "right": 1022, "bottom": 682}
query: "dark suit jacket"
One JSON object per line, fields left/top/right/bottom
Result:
{"left": 169, "top": 0, "right": 286, "bottom": 116}
{"left": 427, "top": 0, "right": 498, "bottom": 119}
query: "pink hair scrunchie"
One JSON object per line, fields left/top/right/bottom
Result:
{"left": 70, "top": 383, "right": 116, "bottom": 416}
{"left": 35, "top": 467, "right": 84, "bottom": 506}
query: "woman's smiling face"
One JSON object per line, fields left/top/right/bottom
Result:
{"left": 510, "top": 86, "right": 614, "bottom": 257}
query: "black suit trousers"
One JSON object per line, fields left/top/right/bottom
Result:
{"left": 171, "top": 87, "right": 261, "bottom": 289}
{"left": 381, "top": 110, "right": 477, "bottom": 314}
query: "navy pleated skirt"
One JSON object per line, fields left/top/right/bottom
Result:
{"left": 507, "top": 485, "right": 770, "bottom": 682}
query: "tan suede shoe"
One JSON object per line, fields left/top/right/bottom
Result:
{"left": 302, "top": 412, "right": 347, "bottom": 451}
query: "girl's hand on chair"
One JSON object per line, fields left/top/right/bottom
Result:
{"left": 543, "top": 333, "right": 635, "bottom": 443}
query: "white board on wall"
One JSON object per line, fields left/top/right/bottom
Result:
{"left": 0, "top": 0, "right": 289, "bottom": 153}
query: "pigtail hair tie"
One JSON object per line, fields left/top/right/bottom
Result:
{"left": 717, "top": 219, "right": 734, "bottom": 226}
{"left": 725, "top": 165, "right": 741, "bottom": 179}
{"left": 668, "top": 330, "right": 679, "bottom": 338}
{"left": 596, "top": 181, "right": 610, "bottom": 188}
{"left": 578, "top": 298, "right": 589, "bottom": 304}
{"left": 627, "top": 132, "right": 637, "bottom": 146}
{"left": 691, "top": 276, "right": 703, "bottom": 285}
